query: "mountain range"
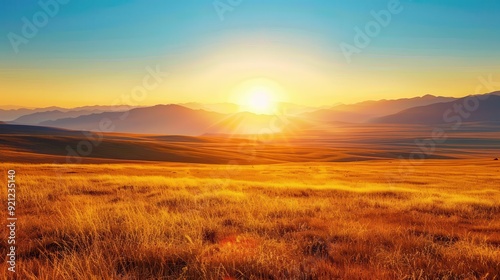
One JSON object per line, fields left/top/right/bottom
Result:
{"left": 371, "top": 94, "right": 500, "bottom": 124}
{"left": 38, "top": 105, "right": 302, "bottom": 136}
{"left": 2, "top": 92, "right": 499, "bottom": 135}
{"left": 301, "top": 94, "right": 457, "bottom": 123}
{"left": 0, "top": 105, "right": 132, "bottom": 122}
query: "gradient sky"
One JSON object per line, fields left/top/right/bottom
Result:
{"left": 1, "top": 0, "right": 499, "bottom": 108}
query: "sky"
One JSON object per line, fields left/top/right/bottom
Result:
{"left": 1, "top": 0, "right": 500, "bottom": 108}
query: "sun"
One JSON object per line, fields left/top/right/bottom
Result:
{"left": 231, "top": 78, "right": 287, "bottom": 114}
{"left": 243, "top": 88, "right": 276, "bottom": 114}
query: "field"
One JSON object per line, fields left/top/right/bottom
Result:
{"left": 1, "top": 160, "right": 499, "bottom": 280}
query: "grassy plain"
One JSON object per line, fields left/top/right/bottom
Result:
{"left": 0, "top": 160, "right": 499, "bottom": 279}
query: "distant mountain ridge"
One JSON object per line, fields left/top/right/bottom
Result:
{"left": 0, "top": 105, "right": 132, "bottom": 122}
{"left": 11, "top": 109, "right": 115, "bottom": 125}
{"left": 371, "top": 94, "right": 500, "bottom": 124}
{"left": 40, "top": 105, "right": 221, "bottom": 135}
{"left": 180, "top": 102, "right": 240, "bottom": 114}
{"left": 40, "top": 104, "right": 300, "bottom": 136}
{"left": 302, "top": 94, "right": 457, "bottom": 123}
{"left": 4, "top": 92, "right": 500, "bottom": 132}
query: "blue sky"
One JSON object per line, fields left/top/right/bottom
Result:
{"left": 1, "top": 0, "right": 500, "bottom": 107}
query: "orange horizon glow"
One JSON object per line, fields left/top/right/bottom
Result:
{"left": 2, "top": 38, "right": 499, "bottom": 109}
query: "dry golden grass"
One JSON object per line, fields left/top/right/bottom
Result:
{"left": 0, "top": 160, "right": 499, "bottom": 279}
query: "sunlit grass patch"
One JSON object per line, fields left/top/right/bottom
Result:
{"left": 0, "top": 161, "right": 499, "bottom": 279}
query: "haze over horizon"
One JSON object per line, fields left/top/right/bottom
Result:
{"left": 0, "top": 92, "right": 474, "bottom": 110}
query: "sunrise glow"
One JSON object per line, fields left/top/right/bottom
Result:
{"left": 238, "top": 87, "right": 278, "bottom": 114}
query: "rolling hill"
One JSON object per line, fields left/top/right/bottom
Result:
{"left": 0, "top": 123, "right": 258, "bottom": 164}
{"left": 2, "top": 120, "right": 499, "bottom": 164}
